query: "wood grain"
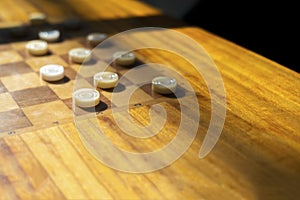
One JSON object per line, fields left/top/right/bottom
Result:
{"left": 0, "top": 0, "right": 300, "bottom": 200}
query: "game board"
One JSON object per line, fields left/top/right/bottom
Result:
{"left": 0, "top": 23, "right": 188, "bottom": 137}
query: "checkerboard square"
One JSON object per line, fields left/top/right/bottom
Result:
{"left": 1, "top": 72, "right": 45, "bottom": 92}
{"left": 62, "top": 98, "right": 73, "bottom": 110}
{"left": 48, "top": 80, "right": 74, "bottom": 100}
{"left": 0, "top": 109, "right": 32, "bottom": 133}
{"left": 60, "top": 53, "right": 69, "bottom": 63}
{"left": 115, "top": 64, "right": 163, "bottom": 85}
{"left": 26, "top": 55, "right": 68, "bottom": 71}
{"left": 0, "top": 61, "right": 33, "bottom": 77}
{"left": 109, "top": 62, "right": 128, "bottom": 72}
{"left": 85, "top": 76, "right": 94, "bottom": 86}
{"left": 73, "top": 37, "right": 87, "bottom": 46}
{"left": 0, "top": 92, "right": 19, "bottom": 112}
{"left": 48, "top": 79, "right": 92, "bottom": 100}
{"left": 140, "top": 83, "right": 163, "bottom": 99}
{"left": 49, "top": 40, "right": 83, "bottom": 55}
{"left": 70, "top": 61, "right": 114, "bottom": 78}
{"left": 64, "top": 67, "right": 78, "bottom": 80}
{"left": 18, "top": 48, "right": 55, "bottom": 60}
{"left": 110, "top": 58, "right": 145, "bottom": 73}
{"left": 11, "top": 41, "right": 27, "bottom": 50}
{"left": 101, "top": 85, "right": 153, "bottom": 107}
{"left": 22, "top": 100, "right": 73, "bottom": 127}
{"left": 117, "top": 76, "right": 134, "bottom": 86}
{"left": 0, "top": 81, "right": 7, "bottom": 93}
{"left": 0, "top": 44, "right": 12, "bottom": 51}
{"left": 100, "top": 93, "right": 114, "bottom": 109}
{"left": 11, "top": 86, "right": 59, "bottom": 107}
{"left": 0, "top": 50, "right": 23, "bottom": 65}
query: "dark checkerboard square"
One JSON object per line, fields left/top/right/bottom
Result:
{"left": 11, "top": 86, "right": 59, "bottom": 107}
{"left": 140, "top": 83, "right": 163, "bottom": 99}
{"left": 60, "top": 54, "right": 69, "bottom": 64}
{"left": 64, "top": 67, "right": 78, "bottom": 80}
{"left": 0, "top": 109, "right": 32, "bottom": 132}
{"left": 85, "top": 76, "right": 94, "bottom": 86}
{"left": 100, "top": 93, "right": 115, "bottom": 108}
{"left": 0, "top": 62, "right": 33, "bottom": 77}
{"left": 62, "top": 98, "right": 73, "bottom": 110}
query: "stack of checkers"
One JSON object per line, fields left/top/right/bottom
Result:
{"left": 0, "top": 15, "right": 177, "bottom": 135}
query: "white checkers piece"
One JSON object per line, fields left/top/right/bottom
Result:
{"left": 152, "top": 76, "right": 177, "bottom": 95}
{"left": 73, "top": 88, "right": 100, "bottom": 108}
{"left": 69, "top": 48, "right": 91, "bottom": 63}
{"left": 26, "top": 40, "right": 48, "bottom": 56}
{"left": 94, "top": 72, "right": 119, "bottom": 89}
{"left": 87, "top": 33, "right": 107, "bottom": 47}
{"left": 113, "top": 51, "right": 136, "bottom": 66}
{"left": 40, "top": 64, "right": 64, "bottom": 82}
{"left": 39, "top": 30, "right": 60, "bottom": 42}
{"left": 29, "top": 12, "right": 46, "bottom": 25}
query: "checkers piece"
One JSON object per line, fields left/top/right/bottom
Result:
{"left": 29, "top": 12, "right": 46, "bottom": 25}
{"left": 73, "top": 88, "right": 100, "bottom": 108}
{"left": 152, "top": 76, "right": 177, "bottom": 95}
{"left": 69, "top": 48, "right": 92, "bottom": 64}
{"left": 26, "top": 40, "right": 48, "bottom": 56}
{"left": 113, "top": 51, "right": 136, "bottom": 66}
{"left": 87, "top": 33, "right": 107, "bottom": 47}
{"left": 39, "top": 30, "right": 60, "bottom": 42}
{"left": 40, "top": 64, "right": 64, "bottom": 82}
{"left": 94, "top": 72, "right": 118, "bottom": 89}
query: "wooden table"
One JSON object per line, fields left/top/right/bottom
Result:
{"left": 0, "top": 1, "right": 299, "bottom": 199}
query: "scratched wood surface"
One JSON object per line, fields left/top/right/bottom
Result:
{"left": 0, "top": 0, "right": 300, "bottom": 200}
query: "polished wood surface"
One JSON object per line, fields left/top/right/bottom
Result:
{"left": 0, "top": 0, "right": 299, "bottom": 200}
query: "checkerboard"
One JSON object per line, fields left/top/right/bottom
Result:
{"left": 0, "top": 27, "right": 186, "bottom": 136}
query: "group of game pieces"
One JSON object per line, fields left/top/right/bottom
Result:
{"left": 23, "top": 12, "right": 177, "bottom": 109}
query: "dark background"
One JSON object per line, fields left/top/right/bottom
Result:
{"left": 144, "top": 0, "right": 299, "bottom": 73}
